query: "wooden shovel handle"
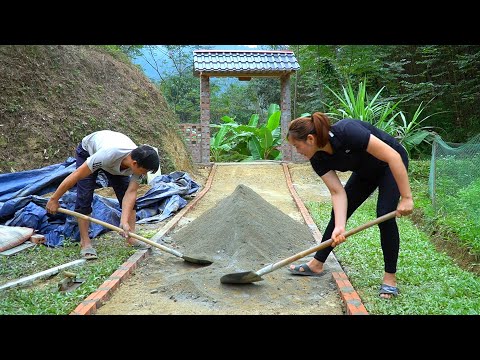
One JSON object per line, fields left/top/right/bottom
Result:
{"left": 56, "top": 207, "right": 184, "bottom": 257}
{"left": 256, "top": 210, "right": 398, "bottom": 277}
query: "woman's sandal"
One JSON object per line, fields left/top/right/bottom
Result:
{"left": 288, "top": 263, "right": 327, "bottom": 277}
{"left": 379, "top": 283, "right": 399, "bottom": 298}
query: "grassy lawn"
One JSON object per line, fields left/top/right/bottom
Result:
{"left": 306, "top": 160, "right": 480, "bottom": 315}
{"left": 0, "top": 230, "right": 157, "bottom": 315}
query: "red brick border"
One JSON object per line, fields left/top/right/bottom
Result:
{"left": 70, "top": 250, "right": 149, "bottom": 315}
{"left": 282, "top": 162, "right": 369, "bottom": 315}
{"left": 70, "top": 165, "right": 217, "bottom": 315}
{"left": 332, "top": 272, "right": 368, "bottom": 315}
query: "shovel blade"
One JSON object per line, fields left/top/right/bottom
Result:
{"left": 182, "top": 256, "right": 213, "bottom": 265}
{"left": 220, "top": 271, "right": 263, "bottom": 284}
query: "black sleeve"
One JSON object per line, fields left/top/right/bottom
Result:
{"left": 342, "top": 120, "right": 371, "bottom": 151}
{"left": 310, "top": 155, "right": 329, "bottom": 177}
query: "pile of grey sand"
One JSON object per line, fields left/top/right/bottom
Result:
{"left": 171, "top": 184, "right": 317, "bottom": 272}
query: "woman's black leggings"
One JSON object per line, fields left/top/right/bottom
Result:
{"left": 314, "top": 150, "right": 408, "bottom": 274}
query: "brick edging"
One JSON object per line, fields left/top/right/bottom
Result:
{"left": 70, "top": 165, "right": 217, "bottom": 315}
{"left": 70, "top": 249, "right": 149, "bottom": 315}
{"left": 282, "top": 162, "right": 369, "bottom": 315}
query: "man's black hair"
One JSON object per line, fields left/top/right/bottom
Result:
{"left": 131, "top": 145, "right": 160, "bottom": 173}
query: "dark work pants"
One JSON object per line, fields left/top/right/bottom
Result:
{"left": 314, "top": 148, "right": 409, "bottom": 274}
{"left": 74, "top": 144, "right": 131, "bottom": 215}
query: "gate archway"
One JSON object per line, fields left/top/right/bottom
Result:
{"left": 187, "top": 49, "right": 303, "bottom": 164}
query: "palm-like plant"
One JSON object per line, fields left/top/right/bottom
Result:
{"left": 324, "top": 79, "right": 401, "bottom": 127}
{"left": 323, "top": 78, "right": 439, "bottom": 155}
{"left": 394, "top": 101, "right": 439, "bottom": 157}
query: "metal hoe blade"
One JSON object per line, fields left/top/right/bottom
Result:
{"left": 220, "top": 271, "right": 263, "bottom": 284}
{"left": 182, "top": 256, "right": 213, "bottom": 265}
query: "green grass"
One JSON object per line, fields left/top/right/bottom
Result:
{"left": 428, "top": 157, "right": 480, "bottom": 254}
{"left": 306, "top": 160, "right": 480, "bottom": 315}
{"left": 409, "top": 160, "right": 480, "bottom": 262}
{"left": 0, "top": 232, "right": 141, "bottom": 315}
{"left": 2, "top": 160, "right": 479, "bottom": 315}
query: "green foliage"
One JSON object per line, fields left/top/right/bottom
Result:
{"left": 324, "top": 78, "right": 402, "bottom": 126}
{"left": 211, "top": 82, "right": 259, "bottom": 124}
{"left": 138, "top": 45, "right": 213, "bottom": 123}
{"left": 97, "top": 46, "right": 142, "bottom": 63}
{"left": 117, "top": 45, "right": 144, "bottom": 59}
{"left": 132, "top": 44, "right": 480, "bottom": 144}
{"left": 432, "top": 156, "right": 480, "bottom": 253}
{"left": 159, "top": 73, "right": 200, "bottom": 122}
{"left": 458, "top": 179, "right": 480, "bottom": 213}
{"left": 238, "top": 104, "right": 283, "bottom": 161}
{"left": 395, "top": 45, "right": 480, "bottom": 141}
{"left": 210, "top": 117, "right": 241, "bottom": 162}
{"left": 394, "top": 100, "right": 443, "bottom": 157}
{"left": 290, "top": 45, "right": 480, "bottom": 143}
{"left": 410, "top": 158, "right": 479, "bottom": 259}
{"left": 324, "top": 78, "right": 438, "bottom": 157}
{"left": 209, "top": 104, "right": 283, "bottom": 162}
{"left": 414, "top": 158, "right": 480, "bottom": 260}
{"left": 291, "top": 45, "right": 399, "bottom": 118}
{"left": 245, "top": 78, "right": 281, "bottom": 117}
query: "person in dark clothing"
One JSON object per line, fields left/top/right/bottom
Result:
{"left": 287, "top": 112, "right": 413, "bottom": 299}
{"left": 46, "top": 130, "right": 160, "bottom": 260}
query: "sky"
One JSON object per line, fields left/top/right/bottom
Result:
{"left": 133, "top": 45, "right": 260, "bottom": 82}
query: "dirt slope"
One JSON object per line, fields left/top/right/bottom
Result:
{"left": 0, "top": 45, "right": 194, "bottom": 174}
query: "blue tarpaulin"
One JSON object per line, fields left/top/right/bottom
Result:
{"left": 0, "top": 158, "right": 200, "bottom": 247}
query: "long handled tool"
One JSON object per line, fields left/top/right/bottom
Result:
{"left": 57, "top": 208, "right": 212, "bottom": 265}
{"left": 220, "top": 211, "right": 397, "bottom": 284}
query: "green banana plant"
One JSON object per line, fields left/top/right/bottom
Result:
{"left": 209, "top": 104, "right": 283, "bottom": 161}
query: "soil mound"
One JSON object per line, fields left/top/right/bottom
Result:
{"left": 172, "top": 184, "right": 315, "bottom": 270}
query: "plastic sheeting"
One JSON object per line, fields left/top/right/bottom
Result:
{"left": 0, "top": 158, "right": 200, "bottom": 247}
{"left": 0, "top": 157, "right": 77, "bottom": 202}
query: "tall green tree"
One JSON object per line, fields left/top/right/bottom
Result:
{"left": 210, "top": 82, "right": 257, "bottom": 124}
{"left": 137, "top": 45, "right": 211, "bottom": 122}
{"left": 290, "top": 45, "right": 480, "bottom": 142}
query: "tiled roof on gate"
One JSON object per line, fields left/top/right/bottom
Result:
{"left": 193, "top": 50, "right": 300, "bottom": 75}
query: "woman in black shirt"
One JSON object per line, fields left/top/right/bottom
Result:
{"left": 287, "top": 112, "right": 413, "bottom": 299}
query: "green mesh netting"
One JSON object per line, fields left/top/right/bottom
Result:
{"left": 428, "top": 134, "right": 480, "bottom": 229}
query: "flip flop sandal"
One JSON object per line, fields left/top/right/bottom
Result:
{"left": 80, "top": 247, "right": 98, "bottom": 260}
{"left": 379, "top": 283, "right": 399, "bottom": 298}
{"left": 288, "top": 263, "right": 326, "bottom": 277}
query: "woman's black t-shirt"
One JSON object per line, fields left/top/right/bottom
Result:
{"left": 309, "top": 119, "right": 406, "bottom": 180}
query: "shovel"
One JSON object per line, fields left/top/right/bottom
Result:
{"left": 220, "top": 210, "right": 397, "bottom": 284}
{"left": 57, "top": 208, "right": 212, "bottom": 265}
